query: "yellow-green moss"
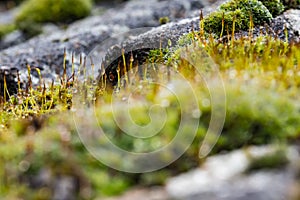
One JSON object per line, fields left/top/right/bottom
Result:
{"left": 15, "top": 0, "right": 92, "bottom": 36}
{"left": 159, "top": 16, "right": 170, "bottom": 25}
{"left": 0, "top": 24, "right": 16, "bottom": 39}
{"left": 16, "top": 0, "right": 92, "bottom": 24}
{"left": 247, "top": 148, "right": 289, "bottom": 171}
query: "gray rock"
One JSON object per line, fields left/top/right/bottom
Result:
{"left": 42, "top": 24, "right": 61, "bottom": 36}
{"left": 166, "top": 146, "right": 300, "bottom": 200}
{"left": 283, "top": 9, "right": 300, "bottom": 36}
{"left": 0, "top": 7, "right": 18, "bottom": 25}
{"left": 0, "top": 30, "right": 26, "bottom": 50}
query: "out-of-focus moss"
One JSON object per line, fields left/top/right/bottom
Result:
{"left": 0, "top": 24, "right": 16, "bottom": 39}
{"left": 159, "top": 16, "right": 170, "bottom": 25}
{"left": 15, "top": 0, "right": 92, "bottom": 37}
{"left": 16, "top": 0, "right": 92, "bottom": 24}
{"left": 247, "top": 148, "right": 289, "bottom": 171}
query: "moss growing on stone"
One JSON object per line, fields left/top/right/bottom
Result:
{"left": 16, "top": 0, "right": 92, "bottom": 24}
{"left": 247, "top": 148, "right": 289, "bottom": 171}
{"left": 15, "top": 0, "right": 92, "bottom": 36}
{"left": 159, "top": 16, "right": 170, "bottom": 25}
{"left": 203, "top": 0, "right": 272, "bottom": 36}
{"left": 0, "top": 24, "right": 16, "bottom": 40}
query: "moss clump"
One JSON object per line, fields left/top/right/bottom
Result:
{"left": 159, "top": 17, "right": 170, "bottom": 25}
{"left": 16, "top": 0, "right": 92, "bottom": 24}
{"left": 259, "top": 0, "right": 285, "bottom": 16}
{"left": 15, "top": 0, "right": 92, "bottom": 36}
{"left": 204, "top": 0, "right": 272, "bottom": 36}
{"left": 204, "top": 9, "right": 245, "bottom": 37}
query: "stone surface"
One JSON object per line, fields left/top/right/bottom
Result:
{"left": 0, "top": 30, "right": 26, "bottom": 50}
{"left": 0, "top": 7, "right": 18, "bottom": 25}
{"left": 166, "top": 145, "right": 300, "bottom": 200}
{"left": 283, "top": 9, "right": 300, "bottom": 36}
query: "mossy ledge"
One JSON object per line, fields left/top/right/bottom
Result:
{"left": 202, "top": 0, "right": 298, "bottom": 37}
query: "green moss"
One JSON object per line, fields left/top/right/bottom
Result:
{"left": 212, "top": 85, "right": 300, "bottom": 152}
{"left": 259, "top": 0, "right": 285, "bottom": 16}
{"left": 159, "top": 16, "right": 170, "bottom": 25}
{"left": 16, "top": 0, "right": 92, "bottom": 23}
{"left": 204, "top": 9, "right": 245, "bottom": 36}
{"left": 220, "top": 0, "right": 271, "bottom": 20}
{"left": 247, "top": 148, "right": 289, "bottom": 171}
{"left": 0, "top": 24, "right": 16, "bottom": 40}
{"left": 203, "top": 0, "right": 272, "bottom": 36}
{"left": 15, "top": 0, "right": 92, "bottom": 36}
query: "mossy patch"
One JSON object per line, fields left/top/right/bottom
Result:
{"left": 0, "top": 24, "right": 16, "bottom": 40}
{"left": 159, "top": 16, "right": 170, "bottom": 25}
{"left": 247, "top": 148, "right": 289, "bottom": 171}
{"left": 16, "top": 0, "right": 92, "bottom": 24}
{"left": 15, "top": 0, "right": 92, "bottom": 37}
{"left": 204, "top": 0, "right": 272, "bottom": 36}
